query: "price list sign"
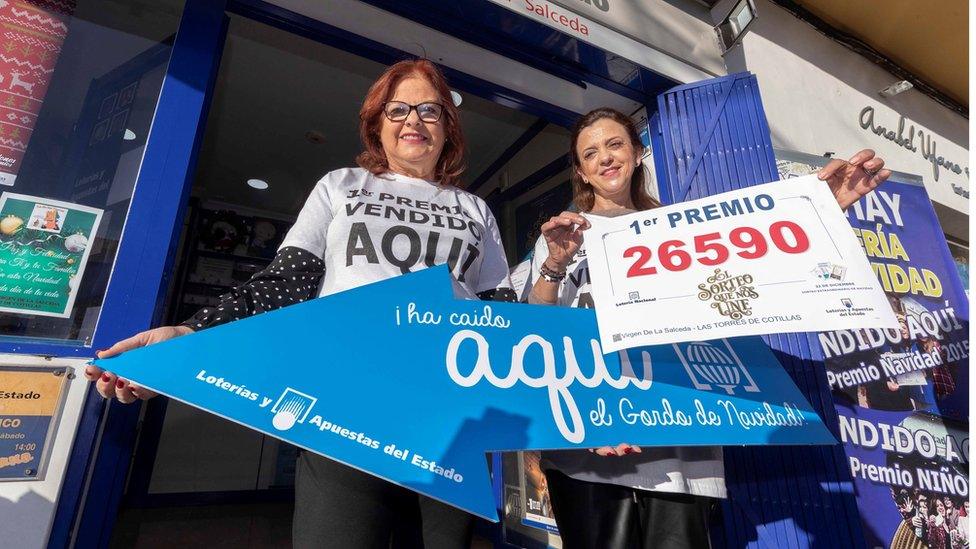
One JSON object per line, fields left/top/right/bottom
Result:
{"left": 585, "top": 175, "right": 898, "bottom": 351}
{"left": 0, "top": 366, "right": 70, "bottom": 481}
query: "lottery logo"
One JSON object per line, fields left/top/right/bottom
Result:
{"left": 270, "top": 388, "right": 317, "bottom": 431}
{"left": 674, "top": 339, "right": 760, "bottom": 395}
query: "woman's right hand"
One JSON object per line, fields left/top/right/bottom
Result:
{"left": 84, "top": 325, "right": 194, "bottom": 403}
{"left": 589, "top": 443, "right": 641, "bottom": 457}
{"left": 540, "top": 211, "right": 590, "bottom": 270}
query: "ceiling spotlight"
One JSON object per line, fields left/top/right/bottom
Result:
{"left": 247, "top": 178, "right": 269, "bottom": 190}
{"left": 450, "top": 90, "right": 462, "bottom": 107}
{"left": 123, "top": 129, "right": 136, "bottom": 141}
{"left": 879, "top": 80, "right": 913, "bottom": 98}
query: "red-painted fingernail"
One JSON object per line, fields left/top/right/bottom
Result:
{"left": 101, "top": 373, "right": 110, "bottom": 382}
{"left": 116, "top": 379, "right": 125, "bottom": 389}
{"left": 623, "top": 447, "right": 633, "bottom": 454}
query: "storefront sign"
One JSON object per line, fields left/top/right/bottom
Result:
{"left": 584, "top": 176, "right": 897, "bottom": 351}
{"left": 0, "top": 193, "right": 102, "bottom": 317}
{"left": 0, "top": 366, "right": 70, "bottom": 480}
{"left": 482, "top": 0, "right": 715, "bottom": 83}
{"left": 858, "top": 106, "right": 970, "bottom": 194}
{"left": 95, "top": 265, "right": 834, "bottom": 520}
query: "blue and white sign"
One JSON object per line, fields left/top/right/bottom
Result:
{"left": 96, "top": 265, "right": 835, "bottom": 520}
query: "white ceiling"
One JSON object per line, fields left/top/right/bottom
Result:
{"left": 191, "top": 14, "right": 555, "bottom": 217}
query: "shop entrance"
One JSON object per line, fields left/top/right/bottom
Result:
{"left": 9, "top": 1, "right": 876, "bottom": 547}
{"left": 108, "top": 8, "right": 648, "bottom": 547}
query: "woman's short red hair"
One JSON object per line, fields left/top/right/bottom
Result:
{"left": 356, "top": 59, "right": 466, "bottom": 187}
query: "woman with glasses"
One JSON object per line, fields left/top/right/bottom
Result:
{"left": 86, "top": 59, "right": 515, "bottom": 548}
{"left": 528, "top": 107, "right": 891, "bottom": 549}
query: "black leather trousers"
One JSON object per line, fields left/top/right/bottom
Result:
{"left": 544, "top": 469, "right": 715, "bottom": 549}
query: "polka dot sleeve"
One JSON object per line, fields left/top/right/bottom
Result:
{"left": 476, "top": 287, "right": 518, "bottom": 303}
{"left": 180, "top": 246, "right": 325, "bottom": 331}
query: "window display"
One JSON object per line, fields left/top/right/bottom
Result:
{"left": 0, "top": 0, "right": 184, "bottom": 346}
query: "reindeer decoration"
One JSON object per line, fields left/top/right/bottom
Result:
{"left": 8, "top": 71, "right": 33, "bottom": 95}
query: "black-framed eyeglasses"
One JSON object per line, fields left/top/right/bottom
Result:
{"left": 383, "top": 101, "right": 444, "bottom": 123}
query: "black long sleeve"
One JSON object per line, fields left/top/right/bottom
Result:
{"left": 181, "top": 246, "right": 324, "bottom": 331}
{"left": 180, "top": 246, "right": 516, "bottom": 332}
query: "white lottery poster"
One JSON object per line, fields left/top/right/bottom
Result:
{"left": 585, "top": 175, "right": 898, "bottom": 351}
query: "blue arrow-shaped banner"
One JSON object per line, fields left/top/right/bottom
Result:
{"left": 96, "top": 265, "right": 835, "bottom": 520}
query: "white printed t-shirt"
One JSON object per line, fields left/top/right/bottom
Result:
{"left": 530, "top": 228, "right": 727, "bottom": 499}
{"left": 281, "top": 168, "right": 512, "bottom": 299}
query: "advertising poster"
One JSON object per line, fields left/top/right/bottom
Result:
{"left": 520, "top": 451, "right": 558, "bottom": 533}
{"left": 836, "top": 407, "right": 968, "bottom": 549}
{"left": 0, "top": 366, "right": 70, "bottom": 480}
{"left": 777, "top": 152, "right": 970, "bottom": 549}
{"left": 0, "top": 0, "right": 76, "bottom": 187}
{"left": 0, "top": 192, "right": 102, "bottom": 317}
{"left": 501, "top": 451, "right": 562, "bottom": 547}
{"left": 826, "top": 178, "right": 970, "bottom": 549}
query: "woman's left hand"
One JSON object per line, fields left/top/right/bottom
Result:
{"left": 817, "top": 149, "right": 892, "bottom": 210}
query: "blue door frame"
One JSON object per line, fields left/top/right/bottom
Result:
{"left": 51, "top": 0, "right": 673, "bottom": 547}
{"left": 48, "top": 1, "right": 230, "bottom": 546}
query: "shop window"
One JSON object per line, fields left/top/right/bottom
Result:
{"left": 0, "top": 0, "right": 185, "bottom": 347}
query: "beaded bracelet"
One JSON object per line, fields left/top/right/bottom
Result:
{"left": 539, "top": 262, "right": 567, "bottom": 283}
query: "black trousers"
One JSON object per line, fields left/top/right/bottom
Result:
{"left": 293, "top": 451, "right": 473, "bottom": 548}
{"left": 544, "top": 469, "right": 715, "bottom": 549}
